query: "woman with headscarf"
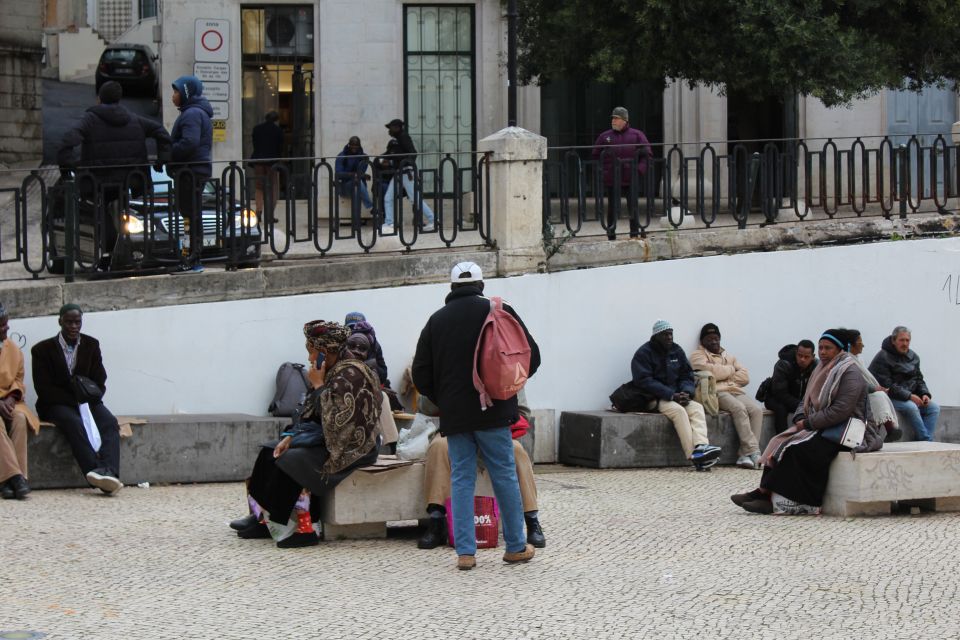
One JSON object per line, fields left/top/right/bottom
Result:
{"left": 847, "top": 329, "right": 900, "bottom": 442}
{"left": 230, "top": 320, "right": 382, "bottom": 547}
{"left": 730, "top": 329, "right": 867, "bottom": 515}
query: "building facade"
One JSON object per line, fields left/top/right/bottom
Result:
{"left": 0, "top": 1, "right": 44, "bottom": 164}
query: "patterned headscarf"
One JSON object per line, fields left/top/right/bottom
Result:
{"left": 303, "top": 320, "right": 351, "bottom": 352}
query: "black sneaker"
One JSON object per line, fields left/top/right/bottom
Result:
{"left": 277, "top": 531, "right": 319, "bottom": 548}
{"left": 730, "top": 488, "right": 765, "bottom": 507}
{"left": 237, "top": 521, "right": 271, "bottom": 539}
{"left": 417, "top": 517, "right": 447, "bottom": 549}
{"left": 9, "top": 475, "right": 30, "bottom": 500}
{"left": 690, "top": 444, "right": 721, "bottom": 465}
{"left": 229, "top": 513, "right": 258, "bottom": 531}
{"left": 0, "top": 481, "right": 13, "bottom": 500}
{"left": 525, "top": 516, "right": 546, "bottom": 548}
{"left": 742, "top": 498, "right": 773, "bottom": 515}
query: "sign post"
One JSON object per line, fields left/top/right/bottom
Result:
{"left": 194, "top": 18, "right": 230, "bottom": 141}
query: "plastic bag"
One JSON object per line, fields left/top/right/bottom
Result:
{"left": 395, "top": 413, "right": 438, "bottom": 460}
{"left": 445, "top": 496, "right": 500, "bottom": 549}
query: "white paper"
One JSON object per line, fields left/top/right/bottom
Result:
{"left": 79, "top": 402, "right": 101, "bottom": 452}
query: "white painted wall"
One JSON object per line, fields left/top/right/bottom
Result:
{"left": 12, "top": 237, "right": 959, "bottom": 421}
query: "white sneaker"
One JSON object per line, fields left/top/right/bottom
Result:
{"left": 421, "top": 222, "right": 436, "bottom": 232}
{"left": 86, "top": 470, "right": 123, "bottom": 495}
{"left": 736, "top": 455, "right": 756, "bottom": 469}
{"left": 380, "top": 224, "right": 394, "bottom": 234}
{"left": 749, "top": 452, "right": 762, "bottom": 469}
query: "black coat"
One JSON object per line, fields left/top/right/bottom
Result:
{"left": 630, "top": 340, "right": 695, "bottom": 401}
{"left": 412, "top": 285, "right": 541, "bottom": 436}
{"left": 251, "top": 121, "right": 284, "bottom": 161}
{"left": 868, "top": 336, "right": 931, "bottom": 401}
{"left": 768, "top": 344, "right": 817, "bottom": 410}
{"left": 57, "top": 103, "right": 171, "bottom": 184}
{"left": 31, "top": 333, "right": 109, "bottom": 410}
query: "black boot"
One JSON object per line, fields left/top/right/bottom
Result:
{"left": 417, "top": 516, "right": 447, "bottom": 549}
{"left": 525, "top": 515, "right": 546, "bottom": 548}
{"left": 229, "top": 513, "right": 258, "bottom": 531}
{"left": 0, "top": 481, "right": 13, "bottom": 500}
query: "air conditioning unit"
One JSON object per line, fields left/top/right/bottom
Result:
{"left": 264, "top": 7, "right": 313, "bottom": 56}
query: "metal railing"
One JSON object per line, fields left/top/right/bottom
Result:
{"left": 0, "top": 150, "right": 491, "bottom": 280}
{"left": 543, "top": 135, "right": 959, "bottom": 238}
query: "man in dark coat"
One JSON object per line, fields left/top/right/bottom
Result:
{"left": 591, "top": 106, "right": 652, "bottom": 240}
{"left": 631, "top": 320, "right": 721, "bottom": 470}
{"left": 335, "top": 136, "right": 373, "bottom": 225}
{"left": 57, "top": 80, "right": 171, "bottom": 255}
{"left": 377, "top": 119, "right": 435, "bottom": 232}
{"left": 251, "top": 111, "right": 284, "bottom": 222}
{"left": 764, "top": 340, "right": 816, "bottom": 434}
{"left": 31, "top": 304, "right": 121, "bottom": 495}
{"left": 869, "top": 326, "right": 939, "bottom": 441}
{"left": 412, "top": 261, "right": 540, "bottom": 570}
{"left": 170, "top": 75, "right": 213, "bottom": 270}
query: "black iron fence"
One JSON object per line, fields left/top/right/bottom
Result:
{"left": 0, "top": 150, "right": 491, "bottom": 280}
{"left": 543, "top": 135, "right": 959, "bottom": 238}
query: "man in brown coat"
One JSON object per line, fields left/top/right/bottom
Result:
{"left": 0, "top": 304, "right": 40, "bottom": 500}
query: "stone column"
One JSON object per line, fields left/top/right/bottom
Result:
{"left": 477, "top": 126, "right": 547, "bottom": 276}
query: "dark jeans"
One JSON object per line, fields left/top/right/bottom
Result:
{"left": 40, "top": 403, "right": 120, "bottom": 479}
{"left": 604, "top": 187, "right": 640, "bottom": 238}
{"left": 764, "top": 397, "right": 798, "bottom": 434}
{"left": 175, "top": 172, "right": 204, "bottom": 263}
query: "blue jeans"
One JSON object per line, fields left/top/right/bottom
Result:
{"left": 446, "top": 427, "right": 526, "bottom": 556}
{"left": 892, "top": 398, "right": 940, "bottom": 441}
{"left": 338, "top": 178, "right": 373, "bottom": 210}
{"left": 383, "top": 171, "right": 434, "bottom": 227}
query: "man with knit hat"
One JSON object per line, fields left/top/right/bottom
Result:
{"left": 591, "top": 106, "right": 652, "bottom": 240}
{"left": 58, "top": 80, "right": 172, "bottom": 261}
{"left": 631, "top": 320, "right": 721, "bottom": 470}
{"left": 690, "top": 323, "right": 763, "bottom": 469}
{"left": 412, "top": 261, "right": 541, "bottom": 570}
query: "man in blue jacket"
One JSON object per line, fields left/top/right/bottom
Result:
{"left": 169, "top": 75, "right": 213, "bottom": 271}
{"left": 335, "top": 136, "right": 373, "bottom": 226}
{"left": 412, "top": 261, "right": 540, "bottom": 570}
{"left": 631, "top": 320, "right": 721, "bottom": 470}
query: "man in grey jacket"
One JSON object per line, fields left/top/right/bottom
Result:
{"left": 868, "top": 326, "right": 938, "bottom": 441}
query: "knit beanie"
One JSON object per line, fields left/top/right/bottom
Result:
{"left": 651, "top": 319, "right": 672, "bottom": 336}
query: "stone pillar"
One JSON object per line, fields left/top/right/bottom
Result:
{"left": 477, "top": 126, "right": 547, "bottom": 277}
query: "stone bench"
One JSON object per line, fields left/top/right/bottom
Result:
{"left": 28, "top": 414, "right": 287, "bottom": 489}
{"left": 558, "top": 409, "right": 778, "bottom": 468}
{"left": 822, "top": 441, "right": 960, "bottom": 516}
{"left": 320, "top": 458, "right": 495, "bottom": 540}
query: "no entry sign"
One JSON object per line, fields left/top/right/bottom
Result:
{"left": 195, "top": 19, "right": 229, "bottom": 63}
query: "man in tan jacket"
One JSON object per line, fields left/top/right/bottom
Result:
{"left": 0, "top": 305, "right": 40, "bottom": 499}
{"left": 689, "top": 323, "right": 763, "bottom": 469}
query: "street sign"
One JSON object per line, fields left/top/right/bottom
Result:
{"left": 194, "top": 62, "right": 229, "bottom": 83}
{"left": 203, "top": 81, "right": 228, "bottom": 102}
{"left": 195, "top": 19, "right": 229, "bottom": 63}
{"left": 210, "top": 101, "right": 229, "bottom": 120}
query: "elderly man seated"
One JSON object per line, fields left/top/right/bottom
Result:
{"left": 690, "top": 323, "right": 763, "bottom": 469}
{"left": 869, "top": 325, "right": 939, "bottom": 441}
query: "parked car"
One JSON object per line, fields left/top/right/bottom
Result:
{"left": 95, "top": 43, "right": 159, "bottom": 98}
{"left": 48, "top": 168, "right": 261, "bottom": 274}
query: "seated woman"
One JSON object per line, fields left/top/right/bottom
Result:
{"left": 848, "top": 328, "right": 900, "bottom": 442}
{"left": 731, "top": 329, "right": 867, "bottom": 515}
{"left": 230, "top": 320, "right": 382, "bottom": 548}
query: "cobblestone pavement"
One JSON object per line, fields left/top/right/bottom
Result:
{"left": 2, "top": 465, "right": 957, "bottom": 640}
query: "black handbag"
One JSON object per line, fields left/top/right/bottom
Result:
{"left": 609, "top": 381, "right": 654, "bottom": 413}
{"left": 71, "top": 374, "right": 104, "bottom": 404}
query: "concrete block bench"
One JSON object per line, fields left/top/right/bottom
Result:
{"left": 28, "top": 414, "right": 288, "bottom": 489}
{"left": 320, "top": 458, "right": 495, "bottom": 540}
{"left": 558, "top": 409, "right": 777, "bottom": 468}
{"left": 822, "top": 441, "right": 960, "bottom": 516}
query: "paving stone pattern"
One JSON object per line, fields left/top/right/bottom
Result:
{"left": 1, "top": 465, "right": 956, "bottom": 639}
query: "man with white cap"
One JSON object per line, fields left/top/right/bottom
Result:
{"left": 630, "top": 320, "right": 721, "bottom": 470}
{"left": 412, "top": 261, "right": 541, "bottom": 570}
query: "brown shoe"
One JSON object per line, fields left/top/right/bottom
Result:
{"left": 503, "top": 543, "right": 535, "bottom": 564}
{"left": 457, "top": 555, "right": 476, "bottom": 571}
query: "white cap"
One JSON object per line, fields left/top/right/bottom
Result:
{"left": 450, "top": 261, "right": 482, "bottom": 283}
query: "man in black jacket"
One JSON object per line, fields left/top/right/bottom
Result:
{"left": 869, "top": 326, "right": 939, "bottom": 441}
{"left": 57, "top": 81, "right": 171, "bottom": 257}
{"left": 412, "top": 261, "right": 540, "bottom": 570}
{"left": 250, "top": 111, "right": 284, "bottom": 222}
{"left": 764, "top": 340, "right": 816, "bottom": 434}
{"left": 377, "top": 119, "right": 435, "bottom": 233}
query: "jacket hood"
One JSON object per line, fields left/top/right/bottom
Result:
{"left": 179, "top": 95, "right": 214, "bottom": 116}
{"left": 87, "top": 103, "right": 132, "bottom": 127}
{"left": 777, "top": 343, "right": 797, "bottom": 361}
{"left": 881, "top": 335, "right": 911, "bottom": 358}
{"left": 172, "top": 75, "right": 204, "bottom": 100}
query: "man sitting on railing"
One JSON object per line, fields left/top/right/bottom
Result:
{"left": 591, "top": 106, "right": 651, "bottom": 240}
{"left": 376, "top": 119, "right": 435, "bottom": 234}
{"left": 335, "top": 137, "right": 373, "bottom": 225}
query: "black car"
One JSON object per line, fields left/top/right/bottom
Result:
{"left": 95, "top": 43, "right": 159, "bottom": 98}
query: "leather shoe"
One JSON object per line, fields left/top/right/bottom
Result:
{"left": 525, "top": 517, "right": 546, "bottom": 548}
{"left": 229, "top": 514, "right": 258, "bottom": 531}
{"left": 9, "top": 475, "right": 30, "bottom": 500}
{"left": 742, "top": 498, "right": 773, "bottom": 515}
{"left": 276, "top": 532, "right": 319, "bottom": 548}
{"left": 503, "top": 543, "right": 535, "bottom": 564}
{"left": 237, "top": 521, "right": 271, "bottom": 539}
{"left": 730, "top": 488, "right": 765, "bottom": 507}
{"left": 417, "top": 517, "right": 447, "bottom": 549}
{"left": 0, "top": 481, "right": 13, "bottom": 500}
{"left": 457, "top": 555, "right": 476, "bottom": 571}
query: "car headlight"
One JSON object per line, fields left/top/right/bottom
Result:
{"left": 122, "top": 213, "right": 144, "bottom": 234}
{"left": 240, "top": 208, "right": 258, "bottom": 228}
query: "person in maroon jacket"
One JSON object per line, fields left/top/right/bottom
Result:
{"left": 592, "top": 106, "right": 652, "bottom": 240}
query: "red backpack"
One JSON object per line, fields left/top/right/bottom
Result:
{"left": 472, "top": 297, "right": 532, "bottom": 409}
